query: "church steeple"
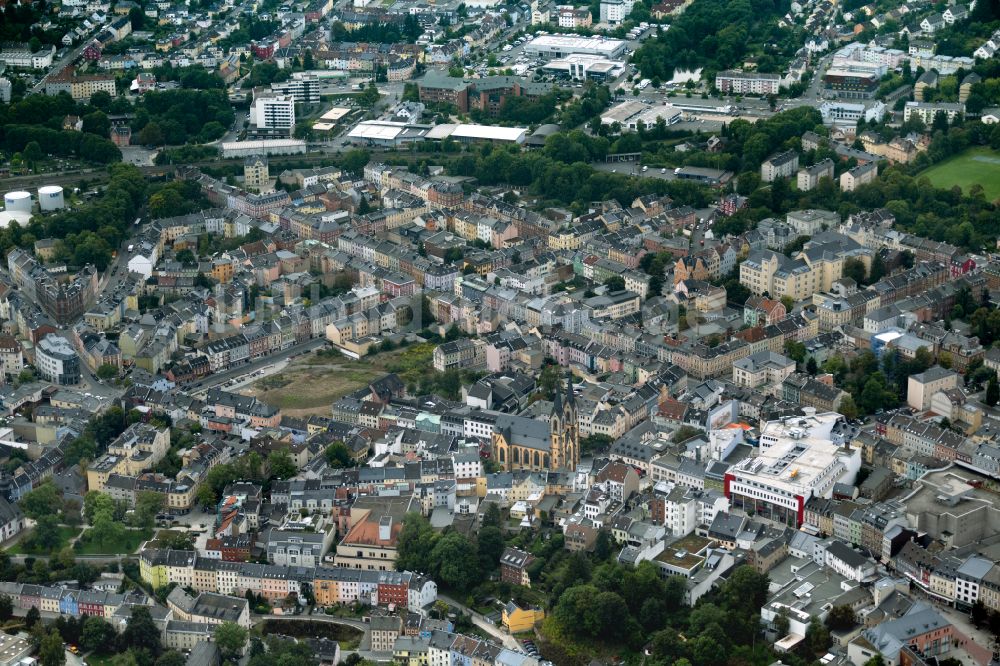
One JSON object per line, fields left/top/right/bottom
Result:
{"left": 566, "top": 372, "right": 575, "bottom": 407}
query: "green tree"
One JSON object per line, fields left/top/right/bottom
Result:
{"left": 82, "top": 111, "right": 111, "bottom": 137}
{"left": 133, "top": 491, "right": 165, "bottom": 531}
{"left": 214, "top": 622, "right": 248, "bottom": 660}
{"left": 537, "top": 363, "right": 562, "bottom": 398}
{"left": 806, "top": 617, "right": 831, "bottom": 653}
{"left": 671, "top": 425, "right": 704, "bottom": 443}
{"left": 80, "top": 617, "right": 117, "bottom": 652}
{"left": 396, "top": 513, "right": 438, "bottom": 574}
{"left": 774, "top": 608, "right": 790, "bottom": 636}
{"left": 21, "top": 482, "right": 63, "bottom": 520}
{"left": 25, "top": 606, "right": 40, "bottom": 628}
{"left": 324, "top": 442, "right": 354, "bottom": 468}
{"left": 31, "top": 515, "right": 64, "bottom": 551}
{"left": 154, "top": 652, "right": 186, "bottom": 666}
{"left": 722, "top": 566, "right": 770, "bottom": 615}
{"left": 476, "top": 525, "right": 504, "bottom": 573}
{"left": 869, "top": 252, "right": 886, "bottom": 282}
{"left": 118, "top": 606, "right": 161, "bottom": 656}
{"left": 430, "top": 531, "right": 479, "bottom": 592}
{"left": 987, "top": 375, "right": 999, "bottom": 407}
{"left": 195, "top": 483, "right": 217, "bottom": 510}
{"left": 604, "top": 275, "right": 626, "bottom": 291}
{"left": 784, "top": 339, "right": 806, "bottom": 364}
{"left": 96, "top": 364, "right": 118, "bottom": 380}
{"left": 175, "top": 249, "right": 196, "bottom": 264}
{"left": 90, "top": 503, "right": 126, "bottom": 550}
{"left": 40, "top": 630, "right": 65, "bottom": 666}
{"left": 481, "top": 502, "right": 501, "bottom": 528}
{"left": 84, "top": 491, "right": 116, "bottom": 523}
{"left": 267, "top": 451, "right": 297, "bottom": 479}
{"left": 843, "top": 257, "right": 867, "bottom": 285}
{"left": 340, "top": 149, "right": 370, "bottom": 174}
{"left": 593, "top": 529, "right": 613, "bottom": 561}
{"left": 0, "top": 595, "right": 12, "bottom": 621}
{"left": 825, "top": 604, "right": 856, "bottom": 631}
{"left": 357, "top": 82, "right": 381, "bottom": 107}
{"left": 839, "top": 394, "right": 859, "bottom": 420}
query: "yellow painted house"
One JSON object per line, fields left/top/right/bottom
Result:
{"left": 139, "top": 555, "right": 168, "bottom": 589}
{"left": 501, "top": 601, "right": 545, "bottom": 633}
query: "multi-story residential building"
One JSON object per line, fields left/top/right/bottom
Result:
{"left": 266, "top": 528, "right": 336, "bottom": 567}
{"left": 269, "top": 73, "right": 321, "bottom": 104}
{"left": 903, "top": 101, "right": 964, "bottom": 124}
{"left": 849, "top": 604, "right": 954, "bottom": 665}
{"left": 907, "top": 366, "right": 959, "bottom": 411}
{"left": 251, "top": 92, "right": 295, "bottom": 136}
{"left": 715, "top": 70, "right": 782, "bottom": 95}
{"left": 761, "top": 151, "right": 800, "bottom": 182}
{"left": 557, "top": 4, "right": 593, "bottom": 27}
{"left": 797, "top": 159, "right": 835, "bottom": 191}
{"left": 599, "top": 0, "right": 634, "bottom": 23}
{"left": 732, "top": 351, "right": 796, "bottom": 390}
{"left": 7, "top": 250, "right": 98, "bottom": 324}
{"left": 840, "top": 161, "right": 879, "bottom": 192}
{"left": 433, "top": 338, "right": 487, "bottom": 372}
{"left": 0, "top": 43, "right": 56, "bottom": 68}
{"left": 35, "top": 334, "right": 81, "bottom": 385}
{"left": 499, "top": 547, "right": 535, "bottom": 587}
{"left": 0, "top": 336, "right": 23, "bottom": 379}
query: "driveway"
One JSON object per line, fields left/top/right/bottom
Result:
{"left": 438, "top": 594, "right": 522, "bottom": 651}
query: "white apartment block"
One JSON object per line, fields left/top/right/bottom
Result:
{"left": 716, "top": 70, "right": 782, "bottom": 95}
{"left": 252, "top": 93, "right": 296, "bottom": 131}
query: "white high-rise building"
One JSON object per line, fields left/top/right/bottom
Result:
{"left": 251, "top": 93, "right": 296, "bottom": 135}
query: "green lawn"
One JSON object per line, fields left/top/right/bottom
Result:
{"left": 85, "top": 653, "right": 116, "bottom": 666}
{"left": 75, "top": 528, "right": 153, "bottom": 555}
{"left": 7, "top": 526, "right": 81, "bottom": 554}
{"left": 920, "top": 147, "right": 1000, "bottom": 201}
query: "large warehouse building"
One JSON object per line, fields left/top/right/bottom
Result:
{"left": 348, "top": 122, "right": 526, "bottom": 147}
{"left": 219, "top": 139, "right": 306, "bottom": 158}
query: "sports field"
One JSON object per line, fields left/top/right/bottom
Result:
{"left": 919, "top": 147, "right": 1000, "bottom": 201}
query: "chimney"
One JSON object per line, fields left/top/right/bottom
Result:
{"left": 379, "top": 515, "right": 393, "bottom": 542}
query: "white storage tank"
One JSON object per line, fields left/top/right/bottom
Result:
{"left": 38, "top": 185, "right": 65, "bottom": 211}
{"left": 3, "top": 191, "right": 32, "bottom": 214}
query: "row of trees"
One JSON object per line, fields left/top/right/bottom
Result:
{"left": 330, "top": 15, "right": 423, "bottom": 43}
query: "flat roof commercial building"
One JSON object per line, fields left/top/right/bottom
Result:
{"left": 347, "top": 121, "right": 432, "bottom": 147}
{"left": 524, "top": 34, "right": 628, "bottom": 60}
{"left": 426, "top": 123, "right": 527, "bottom": 144}
{"left": 540, "top": 53, "right": 625, "bottom": 81}
{"left": 724, "top": 409, "right": 861, "bottom": 526}
{"left": 219, "top": 139, "right": 306, "bottom": 158}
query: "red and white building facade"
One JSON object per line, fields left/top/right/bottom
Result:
{"left": 724, "top": 409, "right": 860, "bottom": 527}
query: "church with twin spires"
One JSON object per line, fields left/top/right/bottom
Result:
{"left": 492, "top": 375, "right": 580, "bottom": 472}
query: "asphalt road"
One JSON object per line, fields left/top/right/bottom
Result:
{"left": 31, "top": 39, "right": 92, "bottom": 95}
{"left": 187, "top": 338, "right": 327, "bottom": 398}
